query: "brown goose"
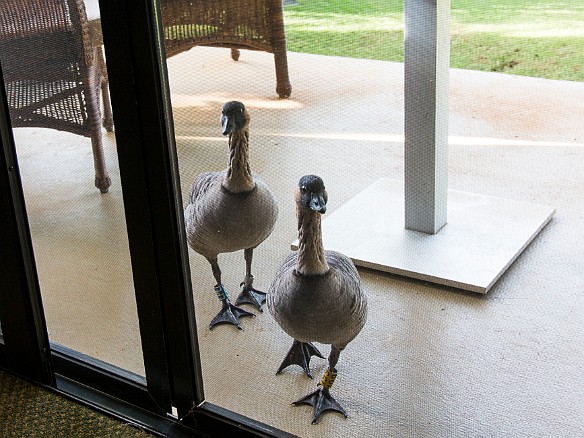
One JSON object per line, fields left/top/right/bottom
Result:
{"left": 267, "top": 175, "right": 368, "bottom": 423}
{"left": 184, "top": 101, "right": 278, "bottom": 329}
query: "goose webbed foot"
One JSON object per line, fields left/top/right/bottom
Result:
{"left": 235, "top": 285, "right": 266, "bottom": 312}
{"left": 235, "top": 274, "right": 266, "bottom": 311}
{"left": 293, "top": 387, "right": 348, "bottom": 424}
{"left": 276, "top": 340, "right": 325, "bottom": 378}
{"left": 210, "top": 284, "right": 255, "bottom": 330}
{"left": 209, "top": 300, "right": 254, "bottom": 330}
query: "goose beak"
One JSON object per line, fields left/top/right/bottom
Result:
{"left": 221, "top": 114, "right": 232, "bottom": 136}
{"left": 309, "top": 193, "right": 327, "bottom": 214}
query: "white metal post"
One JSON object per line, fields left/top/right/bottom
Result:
{"left": 404, "top": 0, "right": 450, "bottom": 234}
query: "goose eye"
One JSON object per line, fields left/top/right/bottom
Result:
{"left": 301, "top": 186, "right": 307, "bottom": 194}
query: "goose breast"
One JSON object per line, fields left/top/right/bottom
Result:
{"left": 185, "top": 175, "right": 278, "bottom": 259}
{"left": 268, "top": 250, "right": 367, "bottom": 349}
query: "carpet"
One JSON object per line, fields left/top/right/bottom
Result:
{"left": 0, "top": 369, "right": 152, "bottom": 437}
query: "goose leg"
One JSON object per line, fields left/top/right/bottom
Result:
{"left": 276, "top": 339, "right": 325, "bottom": 378}
{"left": 235, "top": 248, "right": 267, "bottom": 312}
{"left": 293, "top": 346, "right": 348, "bottom": 424}
{"left": 207, "top": 258, "right": 254, "bottom": 330}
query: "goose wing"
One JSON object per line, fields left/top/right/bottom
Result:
{"left": 326, "top": 251, "right": 368, "bottom": 348}
{"left": 188, "top": 170, "right": 224, "bottom": 205}
{"left": 184, "top": 171, "right": 224, "bottom": 258}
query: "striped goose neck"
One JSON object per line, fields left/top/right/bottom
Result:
{"left": 223, "top": 129, "right": 255, "bottom": 193}
{"left": 296, "top": 209, "right": 329, "bottom": 276}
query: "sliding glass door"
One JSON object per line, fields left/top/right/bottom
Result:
{"left": 0, "top": 0, "right": 191, "bottom": 421}
{"left": 0, "top": 1, "right": 283, "bottom": 435}
{"left": 0, "top": 0, "right": 146, "bottom": 378}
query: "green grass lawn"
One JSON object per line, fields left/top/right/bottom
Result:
{"left": 283, "top": 0, "right": 584, "bottom": 82}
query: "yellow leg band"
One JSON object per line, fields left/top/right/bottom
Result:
{"left": 319, "top": 368, "right": 337, "bottom": 390}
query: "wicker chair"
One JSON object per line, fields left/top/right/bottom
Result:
{"left": 161, "top": 0, "right": 292, "bottom": 98}
{"left": 0, "top": 0, "right": 113, "bottom": 193}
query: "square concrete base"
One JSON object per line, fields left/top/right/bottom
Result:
{"left": 292, "top": 179, "right": 555, "bottom": 293}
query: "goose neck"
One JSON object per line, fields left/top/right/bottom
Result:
{"left": 296, "top": 210, "right": 329, "bottom": 276}
{"left": 223, "top": 130, "right": 255, "bottom": 193}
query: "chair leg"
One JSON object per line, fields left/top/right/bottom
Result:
{"left": 269, "top": 4, "right": 292, "bottom": 98}
{"left": 231, "top": 48, "right": 240, "bottom": 61}
{"left": 91, "top": 129, "right": 112, "bottom": 194}
{"left": 98, "top": 51, "right": 114, "bottom": 132}
{"left": 101, "top": 80, "right": 114, "bottom": 133}
{"left": 274, "top": 49, "right": 292, "bottom": 99}
{"left": 87, "top": 64, "right": 111, "bottom": 193}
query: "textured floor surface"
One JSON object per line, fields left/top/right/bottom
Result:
{"left": 0, "top": 369, "right": 151, "bottom": 437}
{"left": 9, "top": 47, "right": 584, "bottom": 437}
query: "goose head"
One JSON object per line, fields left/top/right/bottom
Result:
{"left": 297, "top": 175, "right": 328, "bottom": 214}
{"left": 221, "top": 101, "right": 250, "bottom": 135}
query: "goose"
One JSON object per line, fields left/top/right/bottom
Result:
{"left": 267, "top": 175, "right": 368, "bottom": 423}
{"left": 184, "top": 101, "right": 278, "bottom": 329}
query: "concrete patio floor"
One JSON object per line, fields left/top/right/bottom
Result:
{"left": 12, "top": 47, "right": 584, "bottom": 437}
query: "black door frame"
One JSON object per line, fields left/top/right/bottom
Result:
{"left": 97, "top": 0, "right": 196, "bottom": 416}
{"left": 0, "top": 62, "right": 52, "bottom": 384}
